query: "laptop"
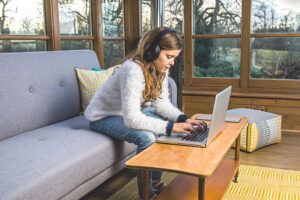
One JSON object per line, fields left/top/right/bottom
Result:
{"left": 156, "top": 86, "right": 232, "bottom": 147}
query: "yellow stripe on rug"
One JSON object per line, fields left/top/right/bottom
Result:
{"left": 108, "top": 165, "right": 300, "bottom": 200}
{"left": 223, "top": 165, "right": 300, "bottom": 200}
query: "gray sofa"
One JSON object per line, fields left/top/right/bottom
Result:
{"left": 0, "top": 50, "right": 178, "bottom": 200}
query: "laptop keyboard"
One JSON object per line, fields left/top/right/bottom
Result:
{"left": 182, "top": 128, "right": 209, "bottom": 142}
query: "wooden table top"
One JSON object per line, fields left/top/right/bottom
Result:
{"left": 126, "top": 115, "right": 248, "bottom": 177}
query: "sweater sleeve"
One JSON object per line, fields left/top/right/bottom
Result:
{"left": 120, "top": 63, "right": 169, "bottom": 135}
{"left": 176, "top": 114, "right": 190, "bottom": 122}
{"left": 151, "top": 76, "right": 184, "bottom": 122}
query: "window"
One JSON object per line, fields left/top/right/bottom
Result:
{"left": 193, "top": 38, "right": 240, "bottom": 78}
{"left": 0, "top": 0, "right": 45, "bottom": 35}
{"left": 0, "top": 40, "right": 47, "bottom": 52}
{"left": 181, "top": 0, "right": 300, "bottom": 92}
{"left": 0, "top": 0, "right": 47, "bottom": 52}
{"left": 102, "top": 0, "right": 125, "bottom": 68}
{"left": 250, "top": 1, "right": 300, "bottom": 81}
{"left": 60, "top": 40, "right": 93, "bottom": 50}
{"left": 192, "top": 0, "right": 241, "bottom": 81}
{"left": 58, "top": 0, "right": 93, "bottom": 50}
{"left": 141, "top": 0, "right": 184, "bottom": 36}
{"left": 193, "top": 0, "right": 241, "bottom": 35}
{"left": 0, "top": 0, "right": 127, "bottom": 70}
{"left": 140, "top": 0, "right": 154, "bottom": 35}
{"left": 162, "top": 0, "right": 184, "bottom": 35}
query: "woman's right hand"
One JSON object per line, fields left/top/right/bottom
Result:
{"left": 172, "top": 122, "right": 196, "bottom": 135}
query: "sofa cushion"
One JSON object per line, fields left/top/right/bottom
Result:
{"left": 227, "top": 108, "right": 281, "bottom": 152}
{"left": 0, "top": 50, "right": 102, "bottom": 140}
{"left": 0, "top": 116, "right": 136, "bottom": 200}
{"left": 75, "top": 65, "right": 120, "bottom": 111}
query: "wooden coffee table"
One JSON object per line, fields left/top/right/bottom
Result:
{"left": 126, "top": 115, "right": 248, "bottom": 200}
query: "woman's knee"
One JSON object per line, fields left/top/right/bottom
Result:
{"left": 134, "top": 131, "right": 156, "bottom": 149}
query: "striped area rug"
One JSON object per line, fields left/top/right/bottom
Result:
{"left": 108, "top": 165, "right": 300, "bottom": 200}
{"left": 224, "top": 165, "right": 300, "bottom": 200}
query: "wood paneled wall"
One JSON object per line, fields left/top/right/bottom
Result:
{"left": 183, "top": 95, "right": 300, "bottom": 132}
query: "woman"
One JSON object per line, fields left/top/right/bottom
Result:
{"left": 84, "top": 26, "right": 207, "bottom": 199}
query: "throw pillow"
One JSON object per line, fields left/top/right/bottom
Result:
{"left": 75, "top": 65, "right": 120, "bottom": 111}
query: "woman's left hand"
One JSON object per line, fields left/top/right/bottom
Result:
{"left": 186, "top": 119, "right": 208, "bottom": 133}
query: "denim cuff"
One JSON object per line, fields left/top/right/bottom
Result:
{"left": 176, "top": 114, "right": 190, "bottom": 122}
{"left": 166, "top": 122, "right": 174, "bottom": 136}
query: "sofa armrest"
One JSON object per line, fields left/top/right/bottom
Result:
{"left": 168, "top": 77, "right": 177, "bottom": 107}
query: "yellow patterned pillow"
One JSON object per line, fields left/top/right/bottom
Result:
{"left": 75, "top": 65, "right": 120, "bottom": 111}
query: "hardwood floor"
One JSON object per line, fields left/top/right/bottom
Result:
{"left": 226, "top": 131, "right": 300, "bottom": 171}
{"left": 81, "top": 168, "right": 136, "bottom": 200}
{"left": 81, "top": 131, "right": 300, "bottom": 200}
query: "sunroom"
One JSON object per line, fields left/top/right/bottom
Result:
{"left": 0, "top": 0, "right": 299, "bottom": 200}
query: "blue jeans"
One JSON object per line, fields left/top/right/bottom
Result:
{"left": 89, "top": 108, "right": 166, "bottom": 198}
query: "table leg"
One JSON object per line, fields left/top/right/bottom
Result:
{"left": 235, "top": 135, "right": 240, "bottom": 161}
{"left": 234, "top": 135, "right": 241, "bottom": 183}
{"left": 234, "top": 169, "right": 239, "bottom": 183}
{"left": 141, "top": 169, "right": 149, "bottom": 200}
{"left": 198, "top": 177, "right": 205, "bottom": 200}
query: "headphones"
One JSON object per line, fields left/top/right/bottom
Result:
{"left": 143, "top": 28, "right": 177, "bottom": 63}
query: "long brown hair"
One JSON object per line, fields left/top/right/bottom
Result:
{"left": 131, "top": 27, "right": 181, "bottom": 102}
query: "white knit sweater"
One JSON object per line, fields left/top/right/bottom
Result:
{"left": 84, "top": 59, "right": 183, "bottom": 135}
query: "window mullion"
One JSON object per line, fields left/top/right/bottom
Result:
{"left": 44, "top": 0, "right": 61, "bottom": 51}
{"left": 92, "top": 0, "right": 104, "bottom": 68}
{"left": 152, "top": 0, "right": 158, "bottom": 27}
{"left": 240, "top": 0, "right": 251, "bottom": 89}
{"left": 183, "top": 0, "right": 193, "bottom": 89}
{"left": 124, "top": 0, "right": 140, "bottom": 54}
